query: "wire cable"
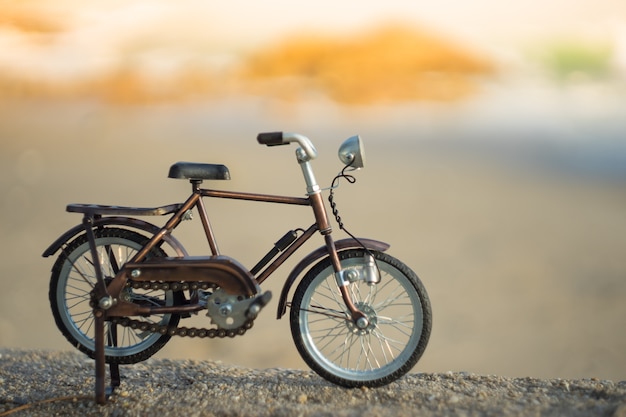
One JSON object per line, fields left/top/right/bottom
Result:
{"left": 327, "top": 163, "right": 381, "bottom": 281}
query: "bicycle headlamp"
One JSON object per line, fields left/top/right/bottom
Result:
{"left": 338, "top": 135, "right": 365, "bottom": 169}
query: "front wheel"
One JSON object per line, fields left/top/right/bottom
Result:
{"left": 290, "top": 249, "right": 432, "bottom": 387}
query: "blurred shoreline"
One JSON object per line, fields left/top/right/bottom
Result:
{"left": 4, "top": 71, "right": 625, "bottom": 182}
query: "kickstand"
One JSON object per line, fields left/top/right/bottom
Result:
{"left": 83, "top": 213, "right": 121, "bottom": 404}
{"left": 94, "top": 309, "right": 121, "bottom": 404}
{"left": 94, "top": 308, "right": 107, "bottom": 404}
{"left": 107, "top": 321, "right": 121, "bottom": 394}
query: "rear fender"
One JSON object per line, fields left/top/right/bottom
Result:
{"left": 276, "top": 238, "right": 389, "bottom": 319}
{"left": 42, "top": 216, "right": 188, "bottom": 258}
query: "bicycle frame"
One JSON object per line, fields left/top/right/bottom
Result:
{"left": 95, "top": 180, "right": 368, "bottom": 315}
{"left": 45, "top": 132, "right": 390, "bottom": 403}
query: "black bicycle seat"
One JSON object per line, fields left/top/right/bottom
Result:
{"left": 168, "top": 162, "right": 231, "bottom": 181}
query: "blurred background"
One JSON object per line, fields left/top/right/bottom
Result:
{"left": 1, "top": 0, "right": 625, "bottom": 381}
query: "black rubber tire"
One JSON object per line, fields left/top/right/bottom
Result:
{"left": 290, "top": 249, "right": 432, "bottom": 387}
{"left": 49, "top": 227, "right": 182, "bottom": 364}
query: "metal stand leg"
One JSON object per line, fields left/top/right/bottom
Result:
{"left": 107, "top": 323, "right": 121, "bottom": 394}
{"left": 94, "top": 309, "right": 107, "bottom": 405}
{"left": 94, "top": 310, "right": 122, "bottom": 404}
{"left": 83, "top": 214, "right": 119, "bottom": 404}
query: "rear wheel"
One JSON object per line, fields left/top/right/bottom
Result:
{"left": 290, "top": 249, "right": 431, "bottom": 387}
{"left": 49, "top": 227, "right": 182, "bottom": 364}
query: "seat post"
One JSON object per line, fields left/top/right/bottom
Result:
{"left": 190, "top": 179, "right": 203, "bottom": 191}
{"left": 189, "top": 179, "right": 221, "bottom": 255}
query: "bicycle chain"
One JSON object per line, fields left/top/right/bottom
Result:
{"left": 110, "top": 280, "right": 255, "bottom": 339}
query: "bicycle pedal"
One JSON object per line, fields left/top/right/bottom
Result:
{"left": 246, "top": 291, "right": 272, "bottom": 319}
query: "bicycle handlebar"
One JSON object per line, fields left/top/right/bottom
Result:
{"left": 257, "top": 132, "right": 284, "bottom": 146}
{"left": 257, "top": 132, "right": 318, "bottom": 161}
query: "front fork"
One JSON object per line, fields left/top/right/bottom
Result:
{"left": 311, "top": 186, "right": 371, "bottom": 328}
{"left": 300, "top": 149, "right": 372, "bottom": 328}
{"left": 324, "top": 234, "right": 376, "bottom": 329}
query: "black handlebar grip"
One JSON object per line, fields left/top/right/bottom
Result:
{"left": 257, "top": 132, "right": 286, "bottom": 146}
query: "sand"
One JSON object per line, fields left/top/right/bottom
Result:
{"left": 1, "top": 349, "right": 625, "bottom": 416}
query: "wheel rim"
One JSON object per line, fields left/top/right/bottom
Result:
{"left": 56, "top": 235, "right": 174, "bottom": 357}
{"left": 298, "top": 257, "right": 423, "bottom": 382}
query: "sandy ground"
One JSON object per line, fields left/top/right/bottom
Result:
{"left": 1, "top": 93, "right": 625, "bottom": 382}
{"left": 1, "top": 349, "right": 625, "bottom": 417}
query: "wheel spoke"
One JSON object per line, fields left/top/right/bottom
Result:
{"left": 305, "top": 306, "right": 348, "bottom": 322}
{"left": 71, "top": 310, "right": 93, "bottom": 329}
{"left": 65, "top": 257, "right": 96, "bottom": 289}
{"left": 342, "top": 332, "right": 358, "bottom": 367}
{"left": 372, "top": 285, "right": 408, "bottom": 312}
{"left": 372, "top": 328, "right": 401, "bottom": 361}
{"left": 315, "top": 322, "right": 349, "bottom": 354}
{"left": 320, "top": 278, "right": 345, "bottom": 309}
{"left": 104, "top": 245, "right": 121, "bottom": 274}
{"left": 372, "top": 329, "right": 393, "bottom": 363}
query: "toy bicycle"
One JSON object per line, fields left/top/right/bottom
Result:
{"left": 43, "top": 132, "right": 432, "bottom": 404}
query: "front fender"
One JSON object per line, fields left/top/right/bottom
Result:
{"left": 276, "top": 238, "right": 389, "bottom": 319}
{"left": 42, "top": 216, "right": 188, "bottom": 258}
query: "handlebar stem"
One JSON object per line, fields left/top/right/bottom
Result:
{"left": 298, "top": 155, "right": 321, "bottom": 196}
{"left": 283, "top": 132, "right": 318, "bottom": 161}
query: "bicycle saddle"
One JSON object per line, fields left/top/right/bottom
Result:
{"left": 168, "top": 162, "right": 231, "bottom": 180}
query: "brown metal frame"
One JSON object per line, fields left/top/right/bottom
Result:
{"left": 74, "top": 177, "right": 367, "bottom": 403}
